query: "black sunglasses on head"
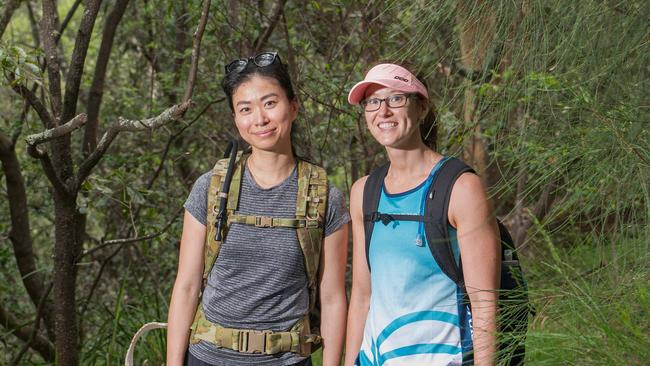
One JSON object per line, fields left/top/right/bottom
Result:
{"left": 225, "top": 52, "right": 281, "bottom": 75}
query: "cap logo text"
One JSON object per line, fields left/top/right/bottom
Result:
{"left": 394, "top": 76, "right": 409, "bottom": 82}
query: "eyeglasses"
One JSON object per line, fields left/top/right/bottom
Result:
{"left": 360, "top": 93, "right": 418, "bottom": 112}
{"left": 225, "top": 52, "right": 280, "bottom": 74}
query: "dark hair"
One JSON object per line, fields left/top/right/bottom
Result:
{"left": 221, "top": 56, "right": 296, "bottom": 111}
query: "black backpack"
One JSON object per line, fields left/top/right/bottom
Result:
{"left": 362, "top": 157, "right": 531, "bottom": 365}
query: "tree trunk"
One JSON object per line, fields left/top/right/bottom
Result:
{"left": 52, "top": 189, "right": 82, "bottom": 366}
{"left": 456, "top": 1, "right": 496, "bottom": 177}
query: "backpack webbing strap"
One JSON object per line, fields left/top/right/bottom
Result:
{"left": 361, "top": 163, "right": 390, "bottom": 271}
{"left": 425, "top": 157, "right": 475, "bottom": 287}
{"left": 295, "top": 160, "right": 327, "bottom": 355}
{"left": 227, "top": 214, "right": 320, "bottom": 228}
{"left": 190, "top": 306, "right": 319, "bottom": 356}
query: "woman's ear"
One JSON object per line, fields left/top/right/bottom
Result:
{"left": 290, "top": 98, "right": 300, "bottom": 119}
{"left": 418, "top": 99, "right": 429, "bottom": 122}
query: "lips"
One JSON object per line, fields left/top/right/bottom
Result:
{"left": 253, "top": 128, "right": 277, "bottom": 136}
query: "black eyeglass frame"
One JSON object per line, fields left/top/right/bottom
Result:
{"left": 224, "top": 51, "right": 281, "bottom": 75}
{"left": 359, "top": 93, "right": 420, "bottom": 112}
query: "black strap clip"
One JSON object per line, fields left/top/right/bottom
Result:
{"left": 370, "top": 211, "right": 395, "bottom": 226}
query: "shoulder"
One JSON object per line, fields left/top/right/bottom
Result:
{"left": 349, "top": 176, "right": 369, "bottom": 213}
{"left": 350, "top": 176, "right": 369, "bottom": 199}
{"left": 449, "top": 172, "right": 490, "bottom": 227}
{"left": 327, "top": 184, "right": 345, "bottom": 203}
{"left": 189, "top": 171, "right": 212, "bottom": 194}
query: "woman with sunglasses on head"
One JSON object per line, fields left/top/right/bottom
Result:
{"left": 166, "top": 52, "right": 350, "bottom": 366}
{"left": 344, "top": 64, "right": 500, "bottom": 366}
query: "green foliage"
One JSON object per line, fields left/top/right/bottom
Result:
{"left": 0, "top": 0, "right": 648, "bottom": 364}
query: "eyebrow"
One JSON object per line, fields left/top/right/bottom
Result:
{"left": 235, "top": 93, "right": 279, "bottom": 106}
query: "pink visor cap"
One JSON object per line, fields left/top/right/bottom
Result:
{"left": 347, "top": 63, "right": 429, "bottom": 105}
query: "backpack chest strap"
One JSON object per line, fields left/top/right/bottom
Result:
{"left": 228, "top": 213, "right": 321, "bottom": 228}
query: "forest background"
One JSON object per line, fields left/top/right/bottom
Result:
{"left": 0, "top": 0, "right": 648, "bottom": 365}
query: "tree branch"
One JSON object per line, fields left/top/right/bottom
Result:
{"left": 84, "top": 0, "right": 131, "bottom": 156}
{"left": 0, "top": 133, "right": 56, "bottom": 339}
{"left": 181, "top": 0, "right": 211, "bottom": 103}
{"left": 55, "top": 0, "right": 82, "bottom": 44}
{"left": 61, "top": 0, "right": 102, "bottom": 123}
{"left": 76, "top": 101, "right": 191, "bottom": 189}
{"left": 253, "top": 0, "right": 287, "bottom": 54}
{"left": 25, "top": 113, "right": 87, "bottom": 147}
{"left": 0, "top": 305, "right": 55, "bottom": 362}
{"left": 0, "top": 0, "right": 24, "bottom": 40}
{"left": 9, "top": 76, "right": 54, "bottom": 128}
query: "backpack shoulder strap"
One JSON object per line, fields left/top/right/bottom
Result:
{"left": 424, "top": 157, "right": 475, "bottom": 287}
{"left": 203, "top": 152, "right": 246, "bottom": 280}
{"left": 362, "top": 163, "right": 390, "bottom": 272}
{"left": 295, "top": 159, "right": 328, "bottom": 287}
{"left": 295, "top": 159, "right": 328, "bottom": 353}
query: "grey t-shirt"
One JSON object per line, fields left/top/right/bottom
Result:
{"left": 184, "top": 163, "right": 350, "bottom": 366}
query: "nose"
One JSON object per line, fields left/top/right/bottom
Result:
{"left": 377, "top": 99, "right": 392, "bottom": 116}
{"left": 253, "top": 106, "right": 270, "bottom": 126}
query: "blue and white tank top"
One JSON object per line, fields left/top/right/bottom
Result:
{"left": 356, "top": 158, "right": 473, "bottom": 366}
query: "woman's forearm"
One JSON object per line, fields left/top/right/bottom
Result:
{"left": 166, "top": 281, "right": 201, "bottom": 366}
{"left": 468, "top": 290, "right": 498, "bottom": 366}
{"left": 343, "top": 292, "right": 369, "bottom": 366}
{"left": 319, "top": 292, "right": 347, "bottom": 366}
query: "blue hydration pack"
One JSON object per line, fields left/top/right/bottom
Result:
{"left": 362, "top": 157, "right": 532, "bottom": 365}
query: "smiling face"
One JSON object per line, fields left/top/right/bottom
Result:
{"left": 231, "top": 75, "right": 298, "bottom": 153}
{"left": 363, "top": 84, "right": 427, "bottom": 149}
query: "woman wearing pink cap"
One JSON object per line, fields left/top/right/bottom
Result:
{"left": 344, "top": 64, "right": 500, "bottom": 366}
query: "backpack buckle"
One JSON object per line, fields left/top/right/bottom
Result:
{"left": 255, "top": 216, "right": 273, "bottom": 227}
{"left": 238, "top": 330, "right": 270, "bottom": 354}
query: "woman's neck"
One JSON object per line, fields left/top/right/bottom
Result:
{"left": 247, "top": 148, "right": 296, "bottom": 188}
{"left": 382, "top": 144, "right": 443, "bottom": 193}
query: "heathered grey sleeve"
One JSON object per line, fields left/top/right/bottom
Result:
{"left": 324, "top": 185, "right": 351, "bottom": 237}
{"left": 184, "top": 172, "right": 211, "bottom": 226}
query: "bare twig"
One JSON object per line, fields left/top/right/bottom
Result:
{"left": 55, "top": 0, "right": 82, "bottom": 44}
{"left": 298, "top": 85, "right": 357, "bottom": 118}
{"left": 79, "top": 207, "right": 183, "bottom": 259}
{"left": 146, "top": 98, "right": 225, "bottom": 190}
{"left": 253, "top": 0, "right": 287, "bottom": 54}
{"left": 182, "top": 0, "right": 211, "bottom": 103}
